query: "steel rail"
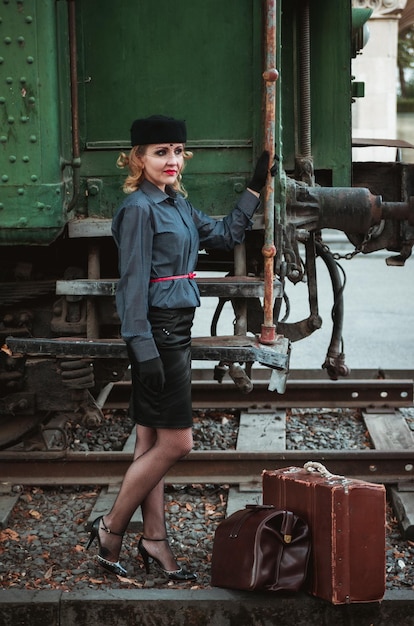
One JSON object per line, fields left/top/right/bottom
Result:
{"left": 0, "top": 449, "right": 413, "bottom": 486}
{"left": 1, "top": 374, "right": 412, "bottom": 487}
{"left": 106, "top": 378, "right": 414, "bottom": 409}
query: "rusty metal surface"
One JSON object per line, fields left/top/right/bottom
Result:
{"left": 260, "top": 0, "right": 278, "bottom": 342}
{"left": 56, "top": 277, "right": 284, "bottom": 299}
{"left": 5, "top": 335, "right": 291, "bottom": 370}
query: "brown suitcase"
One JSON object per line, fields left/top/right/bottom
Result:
{"left": 262, "top": 462, "right": 386, "bottom": 604}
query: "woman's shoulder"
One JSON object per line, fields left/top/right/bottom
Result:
{"left": 121, "top": 188, "right": 148, "bottom": 207}
{"left": 115, "top": 189, "right": 152, "bottom": 215}
{"left": 112, "top": 189, "right": 153, "bottom": 231}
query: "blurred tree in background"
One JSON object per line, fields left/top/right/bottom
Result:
{"left": 398, "top": 25, "right": 414, "bottom": 99}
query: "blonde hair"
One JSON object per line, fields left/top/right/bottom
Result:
{"left": 117, "top": 146, "right": 193, "bottom": 197}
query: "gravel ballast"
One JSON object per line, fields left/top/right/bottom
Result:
{"left": 0, "top": 407, "right": 413, "bottom": 593}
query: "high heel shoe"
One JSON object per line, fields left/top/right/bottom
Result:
{"left": 138, "top": 536, "right": 197, "bottom": 581}
{"left": 86, "top": 516, "right": 127, "bottom": 577}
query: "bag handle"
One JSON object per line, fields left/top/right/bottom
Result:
{"left": 280, "top": 510, "right": 293, "bottom": 544}
{"left": 229, "top": 505, "right": 275, "bottom": 537}
{"left": 230, "top": 505, "right": 294, "bottom": 544}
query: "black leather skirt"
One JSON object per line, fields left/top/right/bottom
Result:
{"left": 127, "top": 308, "right": 195, "bottom": 429}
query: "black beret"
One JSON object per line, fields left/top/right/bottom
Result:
{"left": 130, "top": 115, "right": 187, "bottom": 146}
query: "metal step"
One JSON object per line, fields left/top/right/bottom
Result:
{"left": 6, "top": 335, "right": 291, "bottom": 371}
{"left": 56, "top": 276, "right": 283, "bottom": 299}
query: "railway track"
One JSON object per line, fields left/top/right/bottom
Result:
{"left": 0, "top": 370, "right": 413, "bottom": 623}
{"left": 1, "top": 370, "right": 413, "bottom": 487}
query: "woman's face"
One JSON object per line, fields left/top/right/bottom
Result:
{"left": 139, "top": 143, "right": 185, "bottom": 191}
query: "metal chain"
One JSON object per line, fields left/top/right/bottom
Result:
{"left": 318, "top": 223, "right": 382, "bottom": 260}
{"left": 319, "top": 241, "right": 361, "bottom": 260}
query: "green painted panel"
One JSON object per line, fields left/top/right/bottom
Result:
{"left": 76, "top": 0, "right": 263, "bottom": 214}
{"left": 310, "top": 0, "right": 352, "bottom": 186}
{"left": 280, "top": 0, "right": 352, "bottom": 187}
{"left": 78, "top": 0, "right": 261, "bottom": 144}
{"left": 0, "top": 0, "right": 70, "bottom": 244}
{"left": 0, "top": 184, "right": 66, "bottom": 244}
{"left": 0, "top": 0, "right": 357, "bottom": 239}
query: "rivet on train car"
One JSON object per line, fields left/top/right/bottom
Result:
{"left": 17, "top": 217, "right": 28, "bottom": 226}
{"left": 17, "top": 36, "right": 25, "bottom": 45}
{"left": 31, "top": 175, "right": 37, "bottom": 182}
{"left": 20, "top": 76, "right": 26, "bottom": 83}
{"left": 4, "top": 37, "right": 12, "bottom": 45}
{"left": 0, "top": 136, "right": 7, "bottom": 143}
{"left": 28, "top": 96, "right": 35, "bottom": 104}
{"left": 9, "top": 155, "right": 16, "bottom": 163}
{"left": 36, "top": 202, "right": 45, "bottom": 210}
{"left": 0, "top": 97, "right": 5, "bottom": 104}
{"left": 26, "top": 56, "right": 34, "bottom": 64}
{"left": 22, "top": 155, "right": 29, "bottom": 162}
{"left": 6, "top": 77, "right": 13, "bottom": 84}
{"left": 262, "top": 68, "right": 279, "bottom": 82}
{"left": 7, "top": 116, "right": 14, "bottom": 124}
{"left": 29, "top": 135, "right": 37, "bottom": 143}
{"left": 25, "top": 16, "right": 34, "bottom": 24}
{"left": 1, "top": 175, "right": 9, "bottom": 182}
{"left": 0, "top": 57, "right": 4, "bottom": 64}
{"left": 20, "top": 115, "right": 28, "bottom": 122}
{"left": 17, "top": 188, "right": 25, "bottom": 196}
{"left": 234, "top": 183, "right": 244, "bottom": 193}
{"left": 0, "top": 204, "right": 3, "bottom": 210}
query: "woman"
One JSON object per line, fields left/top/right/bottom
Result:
{"left": 86, "top": 114, "right": 269, "bottom": 581}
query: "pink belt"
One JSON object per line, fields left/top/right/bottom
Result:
{"left": 150, "top": 272, "right": 196, "bottom": 283}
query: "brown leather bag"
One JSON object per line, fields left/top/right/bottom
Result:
{"left": 211, "top": 505, "right": 311, "bottom": 592}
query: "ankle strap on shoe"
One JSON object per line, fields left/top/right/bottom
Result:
{"left": 100, "top": 517, "right": 124, "bottom": 537}
{"left": 142, "top": 536, "right": 168, "bottom": 542}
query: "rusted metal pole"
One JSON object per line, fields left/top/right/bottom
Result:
{"left": 260, "top": 0, "right": 279, "bottom": 345}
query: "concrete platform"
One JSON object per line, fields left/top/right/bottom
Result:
{"left": 1, "top": 589, "right": 414, "bottom": 626}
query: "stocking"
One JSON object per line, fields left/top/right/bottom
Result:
{"left": 98, "top": 424, "right": 193, "bottom": 567}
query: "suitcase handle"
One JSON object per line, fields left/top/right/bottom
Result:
{"left": 304, "top": 461, "right": 336, "bottom": 478}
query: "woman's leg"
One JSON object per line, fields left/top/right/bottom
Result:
{"left": 97, "top": 425, "right": 193, "bottom": 565}
{"left": 134, "top": 426, "right": 175, "bottom": 568}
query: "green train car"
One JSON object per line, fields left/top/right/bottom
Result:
{"left": 1, "top": 0, "right": 413, "bottom": 448}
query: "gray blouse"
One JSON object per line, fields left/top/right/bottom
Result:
{"left": 112, "top": 179, "right": 260, "bottom": 362}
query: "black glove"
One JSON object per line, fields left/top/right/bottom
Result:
{"left": 270, "top": 153, "right": 279, "bottom": 176}
{"left": 247, "top": 150, "right": 270, "bottom": 192}
{"left": 139, "top": 356, "right": 165, "bottom": 392}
